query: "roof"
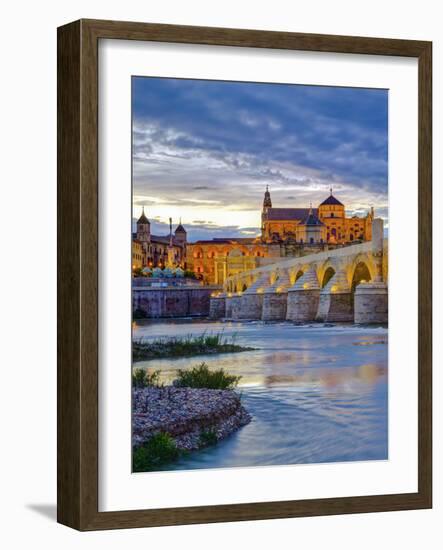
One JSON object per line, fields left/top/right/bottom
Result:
{"left": 151, "top": 235, "right": 184, "bottom": 247}
{"left": 132, "top": 232, "right": 184, "bottom": 247}
{"left": 265, "top": 207, "right": 317, "bottom": 221}
{"left": 150, "top": 235, "right": 170, "bottom": 244}
{"left": 302, "top": 210, "right": 324, "bottom": 226}
{"left": 175, "top": 224, "right": 186, "bottom": 233}
{"left": 319, "top": 194, "right": 343, "bottom": 206}
{"left": 137, "top": 211, "right": 150, "bottom": 224}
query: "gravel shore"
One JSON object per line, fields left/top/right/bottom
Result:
{"left": 133, "top": 386, "right": 251, "bottom": 451}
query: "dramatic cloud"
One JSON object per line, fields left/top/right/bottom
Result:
{"left": 132, "top": 77, "right": 388, "bottom": 237}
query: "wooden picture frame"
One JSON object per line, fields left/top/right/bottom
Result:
{"left": 57, "top": 19, "right": 432, "bottom": 530}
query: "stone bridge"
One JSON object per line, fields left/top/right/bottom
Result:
{"left": 210, "top": 219, "right": 388, "bottom": 324}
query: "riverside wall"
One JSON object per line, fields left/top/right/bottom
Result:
{"left": 132, "top": 285, "right": 221, "bottom": 318}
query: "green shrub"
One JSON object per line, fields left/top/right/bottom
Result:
{"left": 173, "top": 362, "right": 241, "bottom": 390}
{"left": 132, "top": 368, "right": 163, "bottom": 388}
{"left": 133, "top": 433, "right": 179, "bottom": 472}
{"left": 199, "top": 428, "right": 218, "bottom": 447}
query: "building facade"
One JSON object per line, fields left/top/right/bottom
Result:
{"left": 186, "top": 238, "right": 281, "bottom": 284}
{"left": 132, "top": 208, "right": 187, "bottom": 270}
{"left": 132, "top": 239, "right": 145, "bottom": 270}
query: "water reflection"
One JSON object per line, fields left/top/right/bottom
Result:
{"left": 133, "top": 320, "right": 388, "bottom": 469}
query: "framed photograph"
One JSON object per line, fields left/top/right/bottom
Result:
{"left": 57, "top": 19, "right": 432, "bottom": 530}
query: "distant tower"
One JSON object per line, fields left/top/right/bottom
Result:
{"left": 136, "top": 206, "right": 150, "bottom": 240}
{"left": 136, "top": 207, "right": 151, "bottom": 263}
{"left": 174, "top": 218, "right": 187, "bottom": 268}
{"left": 174, "top": 218, "right": 187, "bottom": 245}
{"left": 167, "top": 217, "right": 176, "bottom": 268}
{"left": 261, "top": 185, "right": 272, "bottom": 240}
{"left": 263, "top": 185, "right": 272, "bottom": 211}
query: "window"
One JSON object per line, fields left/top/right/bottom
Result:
{"left": 331, "top": 212, "right": 334, "bottom": 217}
{"left": 310, "top": 237, "right": 314, "bottom": 244}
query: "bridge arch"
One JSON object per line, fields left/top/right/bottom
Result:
{"left": 348, "top": 253, "right": 376, "bottom": 285}
{"left": 290, "top": 268, "right": 305, "bottom": 285}
{"left": 351, "top": 260, "right": 372, "bottom": 291}
{"left": 321, "top": 266, "right": 336, "bottom": 288}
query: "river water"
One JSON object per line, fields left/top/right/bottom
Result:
{"left": 133, "top": 320, "right": 388, "bottom": 470}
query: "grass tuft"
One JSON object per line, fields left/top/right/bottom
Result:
{"left": 133, "top": 433, "right": 179, "bottom": 472}
{"left": 199, "top": 428, "right": 218, "bottom": 447}
{"left": 133, "top": 331, "right": 254, "bottom": 361}
{"left": 132, "top": 368, "right": 163, "bottom": 388}
{"left": 173, "top": 362, "right": 241, "bottom": 390}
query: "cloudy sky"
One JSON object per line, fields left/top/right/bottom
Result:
{"left": 132, "top": 77, "right": 388, "bottom": 241}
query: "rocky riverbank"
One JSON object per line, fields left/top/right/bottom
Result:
{"left": 133, "top": 386, "right": 251, "bottom": 451}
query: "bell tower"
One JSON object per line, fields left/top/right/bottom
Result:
{"left": 263, "top": 184, "right": 272, "bottom": 211}
{"left": 136, "top": 206, "right": 150, "bottom": 239}
{"left": 261, "top": 185, "right": 272, "bottom": 240}
{"left": 136, "top": 206, "right": 151, "bottom": 266}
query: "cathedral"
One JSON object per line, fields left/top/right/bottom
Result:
{"left": 261, "top": 186, "right": 373, "bottom": 245}
{"left": 133, "top": 188, "right": 374, "bottom": 284}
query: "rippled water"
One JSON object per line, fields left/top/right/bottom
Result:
{"left": 133, "top": 320, "right": 388, "bottom": 470}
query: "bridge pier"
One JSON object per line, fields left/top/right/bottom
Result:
{"left": 353, "top": 218, "right": 388, "bottom": 324}
{"left": 230, "top": 294, "right": 243, "bottom": 320}
{"left": 262, "top": 271, "right": 290, "bottom": 321}
{"left": 316, "top": 271, "right": 353, "bottom": 322}
{"left": 239, "top": 293, "right": 264, "bottom": 319}
{"left": 354, "top": 282, "right": 388, "bottom": 324}
{"left": 225, "top": 294, "right": 234, "bottom": 319}
{"left": 286, "top": 267, "right": 320, "bottom": 322}
{"left": 209, "top": 293, "right": 226, "bottom": 319}
{"left": 238, "top": 274, "right": 269, "bottom": 319}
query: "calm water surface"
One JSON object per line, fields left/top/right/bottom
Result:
{"left": 133, "top": 320, "right": 388, "bottom": 470}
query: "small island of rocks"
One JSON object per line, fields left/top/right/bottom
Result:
{"left": 132, "top": 363, "right": 251, "bottom": 471}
